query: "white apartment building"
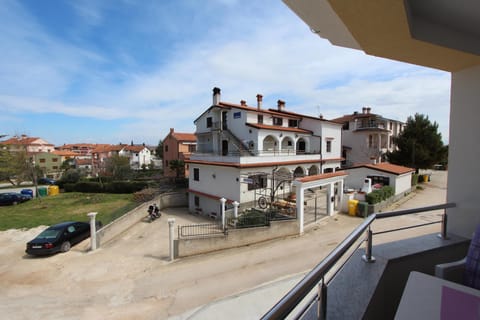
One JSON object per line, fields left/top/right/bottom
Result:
{"left": 333, "top": 107, "right": 404, "bottom": 166}
{"left": 187, "top": 88, "right": 344, "bottom": 225}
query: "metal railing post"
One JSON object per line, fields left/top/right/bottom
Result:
{"left": 317, "top": 278, "right": 327, "bottom": 320}
{"left": 438, "top": 210, "right": 450, "bottom": 240}
{"left": 362, "top": 226, "right": 376, "bottom": 263}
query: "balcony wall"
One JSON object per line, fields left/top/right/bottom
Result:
{"left": 190, "top": 152, "right": 323, "bottom": 165}
{"left": 320, "top": 233, "right": 469, "bottom": 320}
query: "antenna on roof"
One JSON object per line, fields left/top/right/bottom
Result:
{"left": 316, "top": 105, "right": 322, "bottom": 118}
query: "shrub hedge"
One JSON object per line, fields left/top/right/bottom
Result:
{"left": 62, "top": 181, "right": 148, "bottom": 194}
{"left": 366, "top": 185, "right": 394, "bottom": 204}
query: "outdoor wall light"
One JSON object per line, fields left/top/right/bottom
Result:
{"left": 212, "top": 173, "right": 216, "bottom": 179}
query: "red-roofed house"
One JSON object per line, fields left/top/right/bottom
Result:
{"left": 162, "top": 128, "right": 196, "bottom": 178}
{"left": 92, "top": 144, "right": 126, "bottom": 175}
{"left": 345, "top": 162, "right": 415, "bottom": 196}
{"left": 0, "top": 135, "right": 55, "bottom": 153}
{"left": 119, "top": 144, "right": 152, "bottom": 170}
{"left": 332, "top": 108, "right": 405, "bottom": 166}
{"left": 187, "top": 88, "right": 345, "bottom": 230}
{"left": 91, "top": 144, "right": 152, "bottom": 175}
{"left": 56, "top": 143, "right": 103, "bottom": 159}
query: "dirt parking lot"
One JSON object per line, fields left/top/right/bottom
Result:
{"left": 0, "top": 171, "right": 447, "bottom": 320}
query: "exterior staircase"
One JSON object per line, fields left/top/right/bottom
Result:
{"left": 222, "top": 129, "right": 255, "bottom": 156}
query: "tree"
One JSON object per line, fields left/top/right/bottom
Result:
{"left": 0, "top": 148, "right": 32, "bottom": 185}
{"left": 105, "top": 154, "right": 132, "bottom": 180}
{"left": 387, "top": 113, "right": 446, "bottom": 170}
{"left": 169, "top": 160, "right": 185, "bottom": 178}
{"left": 156, "top": 140, "right": 164, "bottom": 159}
{"left": 60, "top": 168, "right": 83, "bottom": 184}
{"left": 60, "top": 159, "right": 75, "bottom": 171}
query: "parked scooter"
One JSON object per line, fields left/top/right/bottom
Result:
{"left": 147, "top": 203, "right": 161, "bottom": 222}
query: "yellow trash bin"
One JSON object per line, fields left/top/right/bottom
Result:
{"left": 348, "top": 199, "right": 359, "bottom": 216}
{"left": 48, "top": 185, "right": 59, "bottom": 196}
{"left": 423, "top": 174, "right": 429, "bottom": 182}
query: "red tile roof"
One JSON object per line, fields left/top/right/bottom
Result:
{"left": 51, "top": 150, "right": 78, "bottom": 157}
{"left": 352, "top": 162, "right": 415, "bottom": 175}
{"left": 58, "top": 143, "right": 98, "bottom": 149}
{"left": 295, "top": 171, "right": 348, "bottom": 183}
{"left": 123, "top": 145, "right": 147, "bottom": 152}
{"left": 0, "top": 136, "right": 53, "bottom": 146}
{"left": 76, "top": 159, "right": 92, "bottom": 165}
{"left": 186, "top": 157, "right": 344, "bottom": 169}
{"left": 171, "top": 132, "right": 196, "bottom": 142}
{"left": 218, "top": 102, "right": 302, "bottom": 119}
{"left": 268, "top": 109, "right": 341, "bottom": 125}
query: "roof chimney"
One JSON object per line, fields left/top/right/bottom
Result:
{"left": 362, "top": 107, "right": 367, "bottom": 114}
{"left": 277, "top": 100, "right": 285, "bottom": 111}
{"left": 240, "top": 100, "right": 247, "bottom": 106}
{"left": 366, "top": 107, "right": 371, "bottom": 114}
{"left": 170, "top": 128, "right": 174, "bottom": 134}
{"left": 256, "top": 94, "right": 263, "bottom": 110}
{"left": 213, "top": 87, "right": 221, "bottom": 105}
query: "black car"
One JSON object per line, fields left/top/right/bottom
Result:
{"left": 25, "top": 221, "right": 92, "bottom": 256}
{"left": 38, "top": 177, "right": 56, "bottom": 185}
{"left": 0, "top": 192, "right": 32, "bottom": 206}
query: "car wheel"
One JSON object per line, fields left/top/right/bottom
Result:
{"left": 61, "top": 241, "right": 71, "bottom": 252}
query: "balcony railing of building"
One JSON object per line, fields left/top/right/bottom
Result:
{"left": 356, "top": 120, "right": 387, "bottom": 130}
{"left": 261, "top": 202, "right": 456, "bottom": 320}
{"left": 193, "top": 149, "right": 321, "bottom": 157}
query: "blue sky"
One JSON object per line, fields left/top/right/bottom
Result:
{"left": 0, "top": 0, "right": 451, "bottom": 146}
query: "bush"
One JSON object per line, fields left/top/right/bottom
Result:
{"left": 366, "top": 186, "right": 395, "bottom": 204}
{"left": 103, "top": 181, "right": 148, "bottom": 194}
{"left": 236, "top": 209, "right": 268, "bottom": 228}
{"left": 63, "top": 183, "right": 75, "bottom": 192}
{"left": 383, "top": 186, "right": 394, "bottom": 198}
{"left": 366, "top": 190, "right": 382, "bottom": 204}
{"left": 74, "top": 182, "right": 103, "bottom": 193}
{"left": 412, "top": 173, "right": 419, "bottom": 186}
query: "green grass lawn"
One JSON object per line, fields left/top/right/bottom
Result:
{"left": 0, "top": 192, "right": 139, "bottom": 231}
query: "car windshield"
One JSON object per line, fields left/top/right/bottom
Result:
{"left": 37, "top": 229, "right": 61, "bottom": 239}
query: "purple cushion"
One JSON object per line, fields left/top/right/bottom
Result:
{"left": 464, "top": 225, "right": 480, "bottom": 289}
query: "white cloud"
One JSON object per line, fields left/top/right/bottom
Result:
{"left": 0, "top": 1, "right": 452, "bottom": 145}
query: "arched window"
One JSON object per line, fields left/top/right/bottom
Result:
{"left": 263, "top": 135, "right": 278, "bottom": 153}
{"left": 293, "top": 166, "right": 305, "bottom": 178}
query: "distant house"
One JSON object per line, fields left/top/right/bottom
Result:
{"left": 91, "top": 145, "right": 126, "bottom": 175}
{"left": 56, "top": 143, "right": 105, "bottom": 159}
{"left": 34, "top": 150, "right": 78, "bottom": 179}
{"left": 75, "top": 158, "right": 93, "bottom": 173}
{"left": 0, "top": 135, "right": 55, "bottom": 153}
{"left": 119, "top": 145, "right": 152, "bottom": 170}
{"left": 332, "top": 108, "right": 404, "bottom": 167}
{"left": 345, "top": 162, "right": 415, "bottom": 196}
{"left": 91, "top": 143, "right": 153, "bottom": 175}
{"left": 162, "top": 128, "right": 196, "bottom": 178}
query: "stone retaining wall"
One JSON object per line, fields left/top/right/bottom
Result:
{"left": 96, "top": 191, "right": 188, "bottom": 246}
